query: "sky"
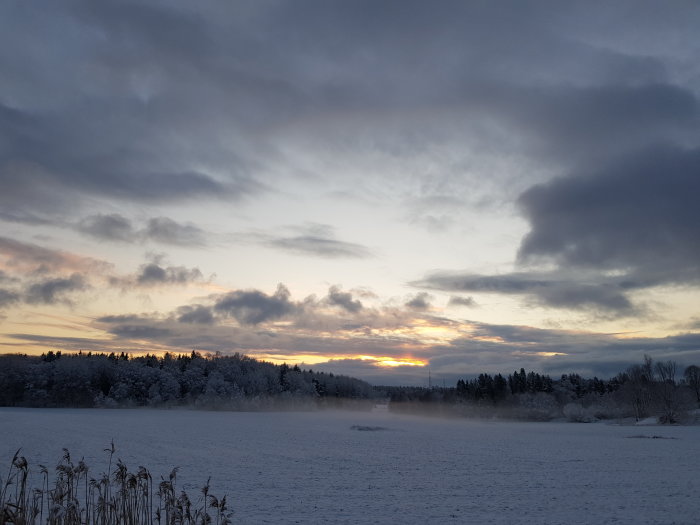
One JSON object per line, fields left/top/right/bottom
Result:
{"left": 1, "top": 0, "right": 700, "bottom": 386}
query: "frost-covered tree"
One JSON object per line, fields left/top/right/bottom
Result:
{"left": 621, "top": 360, "right": 655, "bottom": 421}
{"left": 683, "top": 365, "right": 700, "bottom": 405}
{"left": 655, "top": 360, "right": 683, "bottom": 423}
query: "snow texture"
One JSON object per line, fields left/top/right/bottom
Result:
{"left": 1, "top": 407, "right": 698, "bottom": 524}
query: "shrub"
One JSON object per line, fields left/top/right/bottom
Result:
{"left": 563, "top": 403, "right": 597, "bottom": 423}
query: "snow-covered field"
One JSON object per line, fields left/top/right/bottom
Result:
{"left": 1, "top": 407, "right": 698, "bottom": 524}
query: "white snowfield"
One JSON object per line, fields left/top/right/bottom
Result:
{"left": 1, "top": 407, "right": 698, "bottom": 524}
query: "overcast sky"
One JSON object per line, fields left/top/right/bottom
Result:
{"left": 1, "top": 1, "right": 699, "bottom": 385}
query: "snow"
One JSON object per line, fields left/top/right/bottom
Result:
{"left": 1, "top": 407, "right": 699, "bottom": 524}
{"left": 636, "top": 416, "right": 660, "bottom": 426}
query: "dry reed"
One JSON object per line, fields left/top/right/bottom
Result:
{"left": 0, "top": 443, "right": 232, "bottom": 524}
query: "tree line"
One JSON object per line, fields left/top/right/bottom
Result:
{"left": 0, "top": 351, "right": 376, "bottom": 409}
{"left": 1, "top": 351, "right": 699, "bottom": 423}
{"left": 380, "top": 357, "right": 700, "bottom": 423}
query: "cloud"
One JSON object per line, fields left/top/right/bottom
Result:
{"left": 0, "top": 105, "right": 247, "bottom": 219}
{"left": 1, "top": 1, "right": 696, "bottom": 218}
{"left": 24, "top": 273, "right": 87, "bottom": 304}
{"left": 415, "top": 271, "right": 637, "bottom": 315}
{"left": 176, "top": 304, "right": 215, "bottom": 325}
{"left": 405, "top": 292, "right": 432, "bottom": 311}
{"left": 326, "top": 285, "right": 363, "bottom": 313}
{"left": 74, "top": 281, "right": 700, "bottom": 385}
{"left": 144, "top": 217, "right": 206, "bottom": 246}
{"left": 0, "top": 1, "right": 262, "bottom": 222}
{"left": 417, "top": 144, "right": 699, "bottom": 315}
{"left": 96, "top": 314, "right": 148, "bottom": 324}
{"left": 1, "top": 0, "right": 696, "bottom": 231}
{"left": 0, "top": 210, "right": 53, "bottom": 226}
{"left": 479, "top": 83, "right": 699, "bottom": 167}
{"left": 77, "top": 214, "right": 206, "bottom": 246}
{"left": 108, "top": 324, "right": 172, "bottom": 340}
{"left": 0, "top": 236, "right": 110, "bottom": 275}
{"left": 77, "top": 214, "right": 136, "bottom": 242}
{"left": 268, "top": 235, "right": 372, "bottom": 259}
{"left": 405, "top": 196, "right": 464, "bottom": 233}
{"left": 518, "top": 145, "right": 700, "bottom": 279}
{"left": 136, "top": 263, "right": 203, "bottom": 286}
{"left": 448, "top": 296, "right": 476, "bottom": 308}
{"left": 263, "top": 224, "right": 372, "bottom": 259}
{"left": 411, "top": 147, "right": 700, "bottom": 316}
{"left": 430, "top": 324, "right": 700, "bottom": 381}
{"left": 214, "top": 283, "right": 296, "bottom": 325}
{"left": 0, "top": 270, "right": 18, "bottom": 284}
{"left": 0, "top": 289, "right": 20, "bottom": 308}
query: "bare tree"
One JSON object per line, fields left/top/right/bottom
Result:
{"left": 655, "top": 360, "right": 676, "bottom": 383}
{"left": 623, "top": 361, "right": 654, "bottom": 421}
{"left": 683, "top": 365, "right": 700, "bottom": 405}
{"left": 655, "top": 360, "right": 681, "bottom": 423}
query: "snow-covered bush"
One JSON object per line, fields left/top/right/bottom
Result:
{"left": 563, "top": 403, "right": 597, "bottom": 423}
{"left": 517, "top": 392, "right": 560, "bottom": 421}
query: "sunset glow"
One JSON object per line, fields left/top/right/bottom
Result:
{"left": 357, "top": 356, "right": 428, "bottom": 368}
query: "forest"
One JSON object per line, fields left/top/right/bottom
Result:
{"left": 0, "top": 351, "right": 375, "bottom": 410}
{"left": 1, "top": 351, "right": 699, "bottom": 423}
{"left": 384, "top": 357, "right": 700, "bottom": 424}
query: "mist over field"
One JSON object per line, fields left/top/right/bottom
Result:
{"left": 2, "top": 407, "right": 699, "bottom": 524}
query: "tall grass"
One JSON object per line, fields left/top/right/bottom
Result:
{"left": 0, "top": 443, "right": 232, "bottom": 524}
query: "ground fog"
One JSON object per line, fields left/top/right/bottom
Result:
{"left": 1, "top": 408, "right": 698, "bottom": 524}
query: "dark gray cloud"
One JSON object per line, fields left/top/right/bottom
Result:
{"left": 136, "top": 263, "right": 203, "bottom": 286}
{"left": 2, "top": 0, "right": 699, "bottom": 225}
{"left": 518, "top": 145, "right": 700, "bottom": 278}
{"left": 176, "top": 304, "right": 215, "bottom": 325}
{"left": 145, "top": 217, "right": 205, "bottom": 246}
{"left": 77, "top": 214, "right": 207, "bottom": 246}
{"left": 684, "top": 318, "right": 700, "bottom": 331}
{"left": 25, "top": 273, "right": 87, "bottom": 304}
{"left": 448, "top": 296, "right": 477, "bottom": 308}
{"left": 214, "top": 283, "right": 296, "bottom": 325}
{"left": 0, "top": 101, "right": 246, "bottom": 218}
{"left": 0, "top": 2, "right": 262, "bottom": 221}
{"left": 268, "top": 235, "right": 372, "bottom": 259}
{"left": 405, "top": 292, "right": 432, "bottom": 311}
{"left": 0, "top": 210, "right": 53, "bottom": 226}
{"left": 415, "top": 271, "right": 636, "bottom": 315}
{"left": 476, "top": 83, "right": 699, "bottom": 167}
{"left": 326, "top": 286, "right": 363, "bottom": 313}
{"left": 96, "top": 314, "right": 147, "bottom": 324}
{"left": 78, "top": 214, "right": 136, "bottom": 243}
{"left": 108, "top": 324, "right": 172, "bottom": 340}
{"left": 94, "top": 313, "right": 175, "bottom": 342}
{"left": 0, "top": 289, "right": 20, "bottom": 308}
